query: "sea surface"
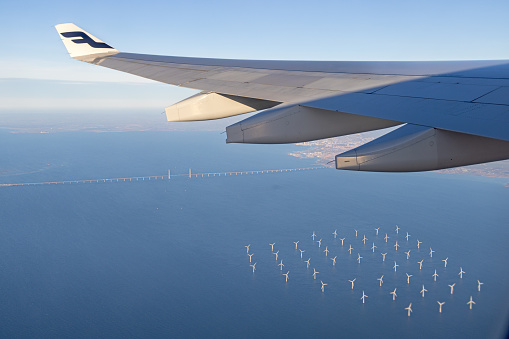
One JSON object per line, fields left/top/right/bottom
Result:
{"left": 0, "top": 130, "right": 508, "bottom": 338}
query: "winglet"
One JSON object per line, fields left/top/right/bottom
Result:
{"left": 55, "top": 23, "right": 119, "bottom": 60}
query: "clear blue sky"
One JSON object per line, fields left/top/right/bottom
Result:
{"left": 1, "top": 0, "right": 508, "bottom": 112}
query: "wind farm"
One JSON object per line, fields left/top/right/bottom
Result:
{"left": 242, "top": 222, "right": 489, "bottom": 328}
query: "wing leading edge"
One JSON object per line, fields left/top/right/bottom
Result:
{"left": 55, "top": 23, "right": 509, "bottom": 172}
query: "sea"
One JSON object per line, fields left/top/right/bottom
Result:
{"left": 0, "top": 130, "right": 508, "bottom": 338}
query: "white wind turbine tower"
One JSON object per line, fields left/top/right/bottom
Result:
{"left": 405, "top": 232, "right": 411, "bottom": 241}
{"left": 294, "top": 241, "right": 299, "bottom": 250}
{"left": 332, "top": 229, "right": 338, "bottom": 239}
{"left": 323, "top": 246, "right": 329, "bottom": 257}
{"left": 354, "top": 229, "right": 358, "bottom": 237}
{"left": 458, "top": 267, "right": 465, "bottom": 279}
{"left": 299, "top": 249, "right": 305, "bottom": 259}
{"left": 313, "top": 268, "right": 319, "bottom": 280}
{"left": 248, "top": 253, "right": 254, "bottom": 263}
{"left": 250, "top": 263, "right": 257, "bottom": 273}
{"left": 384, "top": 234, "right": 389, "bottom": 243}
{"left": 404, "top": 250, "right": 411, "bottom": 260}
{"left": 331, "top": 256, "right": 337, "bottom": 267}
{"left": 274, "top": 250, "right": 279, "bottom": 261}
{"left": 448, "top": 283, "right": 456, "bottom": 295}
{"left": 394, "top": 241, "right": 400, "bottom": 251}
{"left": 467, "top": 296, "right": 476, "bottom": 309}
{"left": 245, "top": 244, "right": 251, "bottom": 254}
{"left": 321, "top": 281, "right": 327, "bottom": 293}
{"left": 393, "top": 261, "right": 399, "bottom": 272}
{"left": 305, "top": 258, "right": 311, "bottom": 268}
{"left": 311, "top": 231, "right": 316, "bottom": 241}
{"left": 390, "top": 288, "right": 397, "bottom": 300}
{"left": 437, "top": 301, "right": 445, "bottom": 313}
{"left": 381, "top": 253, "right": 387, "bottom": 262}
{"left": 429, "top": 247, "right": 435, "bottom": 258}
{"left": 339, "top": 238, "right": 345, "bottom": 246}
{"left": 348, "top": 278, "right": 356, "bottom": 290}
{"left": 361, "top": 291, "right": 368, "bottom": 304}
{"left": 348, "top": 245, "right": 354, "bottom": 254}
{"left": 378, "top": 275, "right": 384, "bottom": 287}
{"left": 269, "top": 243, "right": 275, "bottom": 252}
{"left": 433, "top": 269, "right": 439, "bottom": 282}
{"left": 477, "top": 280, "right": 484, "bottom": 292}
{"left": 278, "top": 260, "right": 284, "bottom": 271}
{"left": 442, "top": 257, "right": 448, "bottom": 268}
{"left": 395, "top": 225, "right": 400, "bottom": 234}
{"left": 375, "top": 227, "right": 380, "bottom": 235}
{"left": 317, "top": 239, "right": 322, "bottom": 248}
{"left": 406, "top": 273, "right": 413, "bottom": 284}
{"left": 417, "top": 260, "right": 423, "bottom": 270}
{"left": 371, "top": 243, "right": 377, "bottom": 253}
{"left": 357, "top": 253, "right": 363, "bottom": 264}
{"left": 420, "top": 285, "right": 428, "bottom": 297}
{"left": 417, "top": 239, "right": 422, "bottom": 249}
{"left": 283, "top": 271, "right": 289, "bottom": 283}
{"left": 405, "top": 303, "right": 413, "bottom": 317}
{"left": 362, "top": 235, "right": 368, "bottom": 245}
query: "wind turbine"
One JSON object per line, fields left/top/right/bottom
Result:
{"left": 437, "top": 301, "right": 445, "bottom": 313}
{"left": 357, "top": 253, "right": 363, "bottom": 264}
{"left": 375, "top": 227, "right": 380, "bottom": 235}
{"left": 245, "top": 244, "right": 251, "bottom": 254}
{"left": 278, "top": 260, "right": 284, "bottom": 271}
{"left": 467, "top": 296, "right": 476, "bottom": 309}
{"left": 269, "top": 243, "right": 275, "bottom": 252}
{"left": 332, "top": 229, "right": 338, "bottom": 239}
{"left": 448, "top": 283, "right": 456, "bottom": 295}
{"left": 458, "top": 267, "right": 465, "bottom": 279}
{"left": 371, "top": 243, "right": 377, "bottom": 253}
{"left": 394, "top": 241, "right": 400, "bottom": 251}
{"left": 299, "top": 249, "right": 306, "bottom": 259}
{"left": 417, "top": 239, "right": 422, "bottom": 249}
{"left": 393, "top": 261, "right": 399, "bottom": 272}
{"left": 442, "top": 257, "right": 448, "bottom": 268}
{"left": 294, "top": 241, "right": 299, "bottom": 250}
{"left": 323, "top": 246, "right": 329, "bottom": 257}
{"left": 390, "top": 288, "right": 397, "bottom": 300}
{"left": 283, "top": 271, "right": 289, "bottom": 283}
{"left": 248, "top": 253, "right": 254, "bottom": 263}
{"left": 381, "top": 253, "right": 387, "bottom": 262}
{"left": 250, "top": 263, "right": 257, "bottom": 273}
{"left": 417, "top": 259, "right": 423, "bottom": 270}
{"left": 404, "top": 250, "right": 411, "bottom": 260}
{"left": 321, "top": 281, "right": 327, "bottom": 293}
{"left": 339, "top": 238, "right": 345, "bottom": 246}
{"left": 305, "top": 258, "right": 311, "bottom": 268}
{"left": 420, "top": 285, "right": 428, "bottom": 297}
{"left": 317, "top": 239, "right": 322, "bottom": 248}
{"left": 405, "top": 303, "right": 413, "bottom": 317}
{"left": 348, "top": 245, "right": 354, "bottom": 254}
{"left": 378, "top": 275, "right": 384, "bottom": 287}
{"left": 312, "top": 231, "right": 316, "bottom": 241}
{"left": 313, "top": 268, "right": 319, "bottom": 280}
{"left": 348, "top": 278, "right": 356, "bottom": 290}
{"left": 406, "top": 273, "right": 413, "bottom": 284}
{"left": 477, "top": 280, "right": 484, "bottom": 292}
{"left": 429, "top": 247, "right": 435, "bottom": 258}
{"left": 361, "top": 291, "right": 368, "bottom": 304}
{"left": 354, "top": 229, "right": 358, "bottom": 238}
{"left": 331, "top": 256, "right": 337, "bottom": 267}
{"left": 405, "top": 232, "right": 411, "bottom": 241}
{"left": 395, "top": 225, "right": 400, "bottom": 234}
{"left": 384, "top": 234, "right": 389, "bottom": 243}
{"left": 433, "top": 269, "right": 439, "bottom": 282}
{"left": 362, "top": 235, "right": 368, "bottom": 245}
{"left": 274, "top": 250, "right": 279, "bottom": 261}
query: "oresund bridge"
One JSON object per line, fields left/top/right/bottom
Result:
{"left": 0, "top": 166, "right": 326, "bottom": 187}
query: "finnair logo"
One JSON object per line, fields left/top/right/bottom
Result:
{"left": 60, "top": 31, "right": 113, "bottom": 49}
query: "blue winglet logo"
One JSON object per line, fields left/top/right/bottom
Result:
{"left": 60, "top": 31, "right": 113, "bottom": 49}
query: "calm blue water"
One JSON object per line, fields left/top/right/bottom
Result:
{"left": 0, "top": 130, "right": 508, "bottom": 338}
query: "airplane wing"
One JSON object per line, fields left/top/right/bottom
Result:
{"left": 55, "top": 23, "right": 509, "bottom": 172}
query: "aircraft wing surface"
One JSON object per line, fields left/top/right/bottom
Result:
{"left": 55, "top": 23, "right": 509, "bottom": 172}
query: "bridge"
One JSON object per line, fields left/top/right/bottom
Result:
{"left": 0, "top": 166, "right": 326, "bottom": 187}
